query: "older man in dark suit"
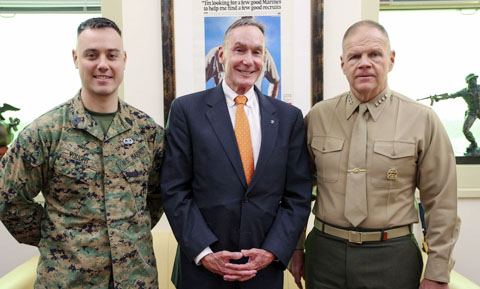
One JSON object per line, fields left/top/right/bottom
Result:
{"left": 161, "top": 17, "right": 312, "bottom": 289}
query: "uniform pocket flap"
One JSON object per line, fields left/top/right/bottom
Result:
{"left": 374, "top": 141, "right": 415, "bottom": 159}
{"left": 312, "top": 136, "right": 345, "bottom": 153}
{"left": 116, "top": 145, "right": 150, "bottom": 183}
{"left": 55, "top": 151, "right": 97, "bottom": 181}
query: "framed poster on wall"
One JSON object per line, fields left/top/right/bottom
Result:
{"left": 161, "top": 0, "right": 323, "bottom": 121}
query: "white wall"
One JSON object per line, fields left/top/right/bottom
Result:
{"left": 454, "top": 165, "right": 480, "bottom": 284}
{"left": 455, "top": 198, "right": 480, "bottom": 284}
{"left": 292, "top": 0, "right": 311, "bottom": 115}
{"left": 121, "top": 0, "right": 164, "bottom": 125}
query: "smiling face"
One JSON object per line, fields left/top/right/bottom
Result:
{"left": 73, "top": 27, "right": 126, "bottom": 101}
{"left": 219, "top": 25, "right": 265, "bottom": 95}
{"left": 341, "top": 25, "right": 395, "bottom": 102}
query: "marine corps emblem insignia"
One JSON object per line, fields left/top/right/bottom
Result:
{"left": 387, "top": 168, "right": 398, "bottom": 180}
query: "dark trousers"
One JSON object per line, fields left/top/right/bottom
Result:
{"left": 305, "top": 227, "right": 423, "bottom": 289}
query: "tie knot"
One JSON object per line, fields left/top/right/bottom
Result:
{"left": 235, "top": 95, "right": 247, "bottom": 105}
{"left": 358, "top": 103, "right": 368, "bottom": 114}
{"left": 358, "top": 103, "right": 369, "bottom": 118}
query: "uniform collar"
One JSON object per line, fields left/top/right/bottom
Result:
{"left": 345, "top": 87, "right": 391, "bottom": 122}
{"left": 70, "top": 89, "right": 132, "bottom": 140}
{"left": 108, "top": 97, "right": 133, "bottom": 139}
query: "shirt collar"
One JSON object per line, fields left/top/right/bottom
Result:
{"left": 71, "top": 89, "right": 131, "bottom": 140}
{"left": 222, "top": 80, "right": 257, "bottom": 108}
{"left": 345, "top": 86, "right": 391, "bottom": 122}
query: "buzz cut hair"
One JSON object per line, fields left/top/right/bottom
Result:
{"left": 77, "top": 17, "right": 122, "bottom": 37}
{"left": 342, "top": 20, "right": 390, "bottom": 47}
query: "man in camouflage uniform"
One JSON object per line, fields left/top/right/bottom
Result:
{"left": 0, "top": 17, "right": 164, "bottom": 289}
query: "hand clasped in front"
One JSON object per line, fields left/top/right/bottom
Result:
{"left": 200, "top": 248, "right": 276, "bottom": 282}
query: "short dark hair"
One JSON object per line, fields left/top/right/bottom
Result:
{"left": 77, "top": 17, "right": 122, "bottom": 37}
{"left": 223, "top": 16, "right": 265, "bottom": 46}
{"left": 342, "top": 20, "right": 390, "bottom": 47}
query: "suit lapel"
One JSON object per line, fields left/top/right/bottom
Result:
{"left": 248, "top": 88, "right": 278, "bottom": 192}
{"left": 205, "top": 85, "right": 248, "bottom": 188}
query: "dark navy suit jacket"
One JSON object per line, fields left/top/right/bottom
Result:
{"left": 161, "top": 84, "right": 312, "bottom": 289}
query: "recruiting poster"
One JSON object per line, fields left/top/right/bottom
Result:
{"left": 176, "top": 0, "right": 294, "bottom": 103}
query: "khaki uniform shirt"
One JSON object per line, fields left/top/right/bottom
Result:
{"left": 305, "top": 88, "right": 460, "bottom": 282}
{"left": 0, "top": 92, "right": 164, "bottom": 289}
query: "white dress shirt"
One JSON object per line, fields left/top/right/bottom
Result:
{"left": 223, "top": 81, "right": 262, "bottom": 166}
{"left": 194, "top": 81, "right": 262, "bottom": 265}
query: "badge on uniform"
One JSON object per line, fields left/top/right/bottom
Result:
{"left": 123, "top": 138, "right": 134, "bottom": 145}
{"left": 387, "top": 168, "right": 398, "bottom": 180}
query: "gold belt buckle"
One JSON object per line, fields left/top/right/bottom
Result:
{"left": 348, "top": 231, "right": 363, "bottom": 244}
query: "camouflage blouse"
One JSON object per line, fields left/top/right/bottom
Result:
{"left": 0, "top": 92, "right": 164, "bottom": 289}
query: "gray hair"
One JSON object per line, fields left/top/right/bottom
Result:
{"left": 223, "top": 16, "right": 265, "bottom": 46}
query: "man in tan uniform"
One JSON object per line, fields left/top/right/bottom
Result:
{"left": 291, "top": 20, "right": 460, "bottom": 289}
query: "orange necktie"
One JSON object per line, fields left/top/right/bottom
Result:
{"left": 234, "top": 95, "right": 254, "bottom": 185}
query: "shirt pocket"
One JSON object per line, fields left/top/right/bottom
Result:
{"left": 371, "top": 140, "right": 417, "bottom": 189}
{"left": 52, "top": 151, "right": 97, "bottom": 208}
{"left": 311, "top": 136, "right": 344, "bottom": 183}
{"left": 116, "top": 145, "right": 151, "bottom": 213}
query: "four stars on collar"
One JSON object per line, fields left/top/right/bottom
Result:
{"left": 374, "top": 94, "right": 389, "bottom": 107}
{"left": 347, "top": 93, "right": 390, "bottom": 107}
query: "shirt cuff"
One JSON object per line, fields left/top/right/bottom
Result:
{"left": 424, "top": 256, "right": 451, "bottom": 283}
{"left": 194, "top": 246, "right": 213, "bottom": 265}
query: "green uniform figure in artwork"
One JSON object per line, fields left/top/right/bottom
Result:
{"left": 0, "top": 103, "right": 20, "bottom": 157}
{"left": 418, "top": 73, "right": 480, "bottom": 156}
{"left": 0, "top": 103, "right": 20, "bottom": 146}
{"left": 0, "top": 117, "right": 19, "bottom": 147}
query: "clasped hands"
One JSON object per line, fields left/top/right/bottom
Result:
{"left": 200, "top": 248, "right": 275, "bottom": 282}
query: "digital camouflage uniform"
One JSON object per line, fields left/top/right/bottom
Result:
{"left": 0, "top": 91, "right": 164, "bottom": 289}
